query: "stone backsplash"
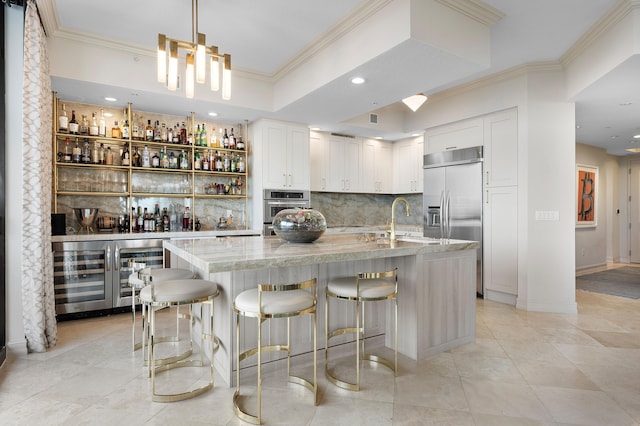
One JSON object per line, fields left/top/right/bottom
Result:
{"left": 310, "top": 192, "right": 422, "bottom": 228}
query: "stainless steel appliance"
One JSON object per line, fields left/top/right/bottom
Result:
{"left": 263, "top": 189, "right": 310, "bottom": 235}
{"left": 52, "top": 239, "right": 164, "bottom": 317}
{"left": 423, "top": 146, "right": 483, "bottom": 295}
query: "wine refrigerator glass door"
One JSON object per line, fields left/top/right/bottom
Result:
{"left": 114, "top": 240, "right": 164, "bottom": 308}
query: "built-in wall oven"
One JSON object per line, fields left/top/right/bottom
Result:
{"left": 263, "top": 189, "right": 310, "bottom": 235}
{"left": 52, "top": 239, "right": 164, "bottom": 318}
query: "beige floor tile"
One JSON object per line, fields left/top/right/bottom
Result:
{"left": 582, "top": 330, "right": 640, "bottom": 348}
{"left": 394, "top": 371, "right": 469, "bottom": 411}
{"left": 452, "top": 353, "right": 526, "bottom": 384}
{"left": 533, "top": 385, "right": 636, "bottom": 426}
{"left": 498, "top": 339, "right": 574, "bottom": 365}
{"left": 512, "top": 358, "right": 600, "bottom": 390}
{"left": 392, "top": 403, "right": 474, "bottom": 425}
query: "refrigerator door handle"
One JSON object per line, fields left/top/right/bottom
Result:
{"left": 114, "top": 243, "right": 120, "bottom": 271}
{"left": 439, "top": 190, "right": 445, "bottom": 239}
{"left": 105, "top": 244, "right": 111, "bottom": 272}
{"left": 446, "top": 191, "right": 452, "bottom": 240}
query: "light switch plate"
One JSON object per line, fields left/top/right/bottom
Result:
{"left": 535, "top": 210, "right": 559, "bottom": 221}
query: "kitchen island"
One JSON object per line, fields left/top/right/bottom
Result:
{"left": 164, "top": 233, "right": 479, "bottom": 386}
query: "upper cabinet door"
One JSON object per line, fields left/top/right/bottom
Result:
{"left": 484, "top": 108, "right": 517, "bottom": 187}
{"left": 393, "top": 136, "right": 423, "bottom": 194}
{"left": 263, "top": 122, "right": 289, "bottom": 188}
{"left": 287, "top": 125, "right": 311, "bottom": 190}
{"left": 424, "top": 118, "right": 483, "bottom": 154}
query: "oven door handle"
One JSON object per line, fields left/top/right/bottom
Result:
{"left": 265, "top": 200, "right": 309, "bottom": 206}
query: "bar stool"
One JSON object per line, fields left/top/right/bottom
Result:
{"left": 233, "top": 277, "right": 318, "bottom": 425}
{"left": 128, "top": 265, "right": 196, "bottom": 360}
{"left": 325, "top": 268, "right": 398, "bottom": 391}
{"left": 139, "top": 278, "right": 220, "bottom": 402}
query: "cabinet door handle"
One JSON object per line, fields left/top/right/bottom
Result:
{"left": 486, "top": 189, "right": 489, "bottom": 204}
{"left": 105, "top": 244, "right": 111, "bottom": 272}
{"left": 288, "top": 173, "right": 292, "bottom": 187}
{"left": 322, "top": 178, "right": 326, "bottom": 189}
{"left": 114, "top": 244, "right": 120, "bottom": 271}
{"left": 283, "top": 173, "right": 287, "bottom": 187}
{"left": 485, "top": 171, "right": 489, "bottom": 185}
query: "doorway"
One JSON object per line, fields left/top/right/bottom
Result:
{"left": 629, "top": 159, "right": 640, "bottom": 263}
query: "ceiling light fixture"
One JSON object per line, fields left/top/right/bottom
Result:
{"left": 351, "top": 77, "right": 365, "bottom": 85}
{"left": 104, "top": 97, "right": 117, "bottom": 102}
{"left": 402, "top": 93, "right": 428, "bottom": 112}
{"left": 157, "top": 0, "right": 231, "bottom": 100}
{"left": 634, "top": 134, "right": 640, "bottom": 139}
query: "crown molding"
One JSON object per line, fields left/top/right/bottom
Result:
{"left": 427, "top": 61, "right": 563, "bottom": 102}
{"left": 435, "top": 0, "right": 504, "bottom": 26}
{"left": 561, "top": 0, "right": 640, "bottom": 66}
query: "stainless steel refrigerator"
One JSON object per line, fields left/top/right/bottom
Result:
{"left": 423, "top": 146, "right": 483, "bottom": 295}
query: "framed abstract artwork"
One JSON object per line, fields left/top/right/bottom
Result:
{"left": 576, "top": 164, "right": 597, "bottom": 227}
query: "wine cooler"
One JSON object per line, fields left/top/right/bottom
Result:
{"left": 52, "top": 239, "right": 165, "bottom": 316}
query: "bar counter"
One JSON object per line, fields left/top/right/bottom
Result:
{"left": 163, "top": 233, "right": 479, "bottom": 386}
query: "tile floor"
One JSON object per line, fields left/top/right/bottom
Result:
{"left": 1, "top": 284, "right": 640, "bottom": 425}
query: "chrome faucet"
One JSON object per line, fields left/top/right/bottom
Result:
{"left": 389, "top": 197, "right": 411, "bottom": 241}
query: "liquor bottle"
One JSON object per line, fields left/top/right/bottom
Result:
{"left": 179, "top": 149, "right": 189, "bottom": 169}
{"left": 131, "top": 207, "right": 137, "bottom": 233}
{"left": 230, "top": 154, "right": 237, "bottom": 173}
{"left": 194, "top": 150, "right": 202, "bottom": 170}
{"left": 145, "top": 119, "right": 154, "bottom": 141}
{"left": 215, "top": 151, "right": 223, "bottom": 171}
{"left": 160, "top": 122, "right": 167, "bottom": 142}
{"left": 121, "top": 143, "right": 130, "bottom": 166}
{"left": 229, "top": 128, "right": 236, "bottom": 149}
{"left": 136, "top": 206, "right": 143, "bottom": 232}
{"left": 141, "top": 145, "right": 151, "bottom": 167}
{"left": 143, "top": 207, "right": 151, "bottom": 232}
{"left": 106, "top": 146, "right": 114, "bottom": 165}
{"left": 167, "top": 125, "right": 173, "bottom": 144}
{"left": 168, "top": 150, "right": 177, "bottom": 169}
{"left": 111, "top": 121, "right": 121, "bottom": 139}
{"left": 91, "top": 141, "right": 99, "bottom": 164}
{"left": 210, "top": 127, "right": 217, "bottom": 147}
{"left": 219, "top": 128, "right": 224, "bottom": 149}
{"left": 183, "top": 206, "right": 191, "bottom": 231}
{"left": 162, "top": 207, "right": 170, "bottom": 232}
{"left": 131, "top": 114, "right": 140, "bottom": 140}
{"left": 69, "top": 110, "right": 79, "bottom": 135}
{"left": 187, "top": 125, "right": 194, "bottom": 146}
{"left": 122, "top": 120, "right": 130, "bottom": 139}
{"left": 79, "top": 115, "right": 88, "bottom": 135}
{"left": 153, "top": 121, "right": 161, "bottom": 142}
{"left": 82, "top": 139, "right": 91, "bottom": 163}
{"left": 223, "top": 128, "right": 229, "bottom": 148}
{"left": 98, "top": 108, "right": 106, "bottom": 137}
{"left": 72, "top": 139, "right": 81, "bottom": 163}
{"left": 237, "top": 154, "right": 245, "bottom": 173}
{"left": 160, "top": 146, "right": 169, "bottom": 168}
{"left": 154, "top": 204, "right": 162, "bottom": 232}
{"left": 223, "top": 152, "right": 230, "bottom": 172}
{"left": 194, "top": 124, "right": 201, "bottom": 146}
{"left": 180, "top": 122, "right": 187, "bottom": 144}
{"left": 63, "top": 137, "right": 72, "bottom": 162}
{"left": 201, "top": 124, "right": 207, "bottom": 147}
{"left": 132, "top": 146, "right": 141, "bottom": 167}
{"left": 173, "top": 123, "right": 180, "bottom": 143}
{"left": 99, "top": 143, "right": 106, "bottom": 165}
{"left": 236, "top": 136, "right": 245, "bottom": 150}
{"left": 59, "top": 103, "right": 69, "bottom": 132}
{"left": 201, "top": 151, "right": 209, "bottom": 171}
{"left": 151, "top": 150, "right": 160, "bottom": 168}
{"left": 89, "top": 112, "right": 99, "bottom": 136}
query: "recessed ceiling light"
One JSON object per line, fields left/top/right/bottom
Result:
{"left": 411, "top": 133, "right": 421, "bottom": 137}
{"left": 351, "top": 77, "right": 365, "bottom": 85}
{"left": 634, "top": 134, "right": 640, "bottom": 139}
{"left": 104, "top": 97, "right": 117, "bottom": 102}
{"left": 104, "top": 112, "right": 113, "bottom": 117}
{"left": 375, "top": 136, "right": 383, "bottom": 140}
{"left": 611, "top": 135, "right": 618, "bottom": 139}
{"left": 310, "top": 127, "right": 320, "bottom": 131}
{"left": 627, "top": 147, "right": 640, "bottom": 153}
{"left": 576, "top": 125, "right": 581, "bottom": 129}
{"left": 208, "top": 112, "right": 218, "bottom": 117}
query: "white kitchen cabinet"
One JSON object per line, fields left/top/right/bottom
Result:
{"left": 424, "top": 117, "right": 483, "bottom": 154}
{"left": 483, "top": 185, "right": 518, "bottom": 300}
{"left": 310, "top": 133, "right": 362, "bottom": 192}
{"left": 251, "top": 119, "right": 310, "bottom": 190}
{"left": 484, "top": 108, "right": 517, "bottom": 187}
{"left": 362, "top": 138, "right": 393, "bottom": 194}
{"left": 393, "top": 136, "right": 423, "bottom": 194}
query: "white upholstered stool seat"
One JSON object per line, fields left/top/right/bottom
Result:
{"left": 325, "top": 268, "right": 398, "bottom": 391}
{"left": 140, "top": 278, "right": 220, "bottom": 403}
{"left": 128, "top": 267, "right": 195, "bottom": 354}
{"left": 233, "top": 278, "right": 318, "bottom": 425}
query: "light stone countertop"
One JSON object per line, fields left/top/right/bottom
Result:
{"left": 163, "top": 233, "right": 479, "bottom": 274}
{"left": 51, "top": 228, "right": 260, "bottom": 243}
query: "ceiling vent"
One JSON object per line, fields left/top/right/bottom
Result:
{"left": 330, "top": 132, "right": 355, "bottom": 139}
{"left": 369, "top": 113, "right": 378, "bottom": 125}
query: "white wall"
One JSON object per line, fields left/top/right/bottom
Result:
{"left": 6, "top": 6, "right": 25, "bottom": 349}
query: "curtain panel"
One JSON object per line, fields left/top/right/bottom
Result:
{"left": 22, "top": 0, "right": 56, "bottom": 352}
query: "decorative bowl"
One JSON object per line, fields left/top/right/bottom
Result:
{"left": 73, "top": 208, "right": 99, "bottom": 229}
{"left": 272, "top": 208, "right": 327, "bottom": 243}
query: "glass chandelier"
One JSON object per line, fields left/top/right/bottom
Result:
{"left": 157, "top": 0, "right": 231, "bottom": 100}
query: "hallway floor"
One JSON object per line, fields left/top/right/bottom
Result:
{"left": 1, "top": 288, "right": 639, "bottom": 425}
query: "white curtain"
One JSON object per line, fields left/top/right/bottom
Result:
{"left": 22, "top": 0, "right": 57, "bottom": 352}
